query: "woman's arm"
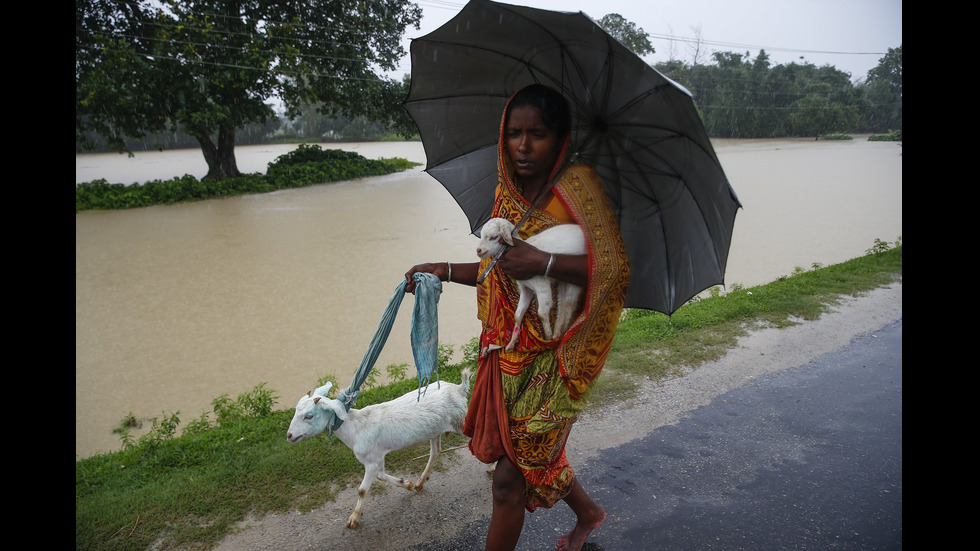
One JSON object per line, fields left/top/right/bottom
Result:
{"left": 497, "top": 239, "right": 588, "bottom": 288}
{"left": 404, "top": 261, "right": 481, "bottom": 293}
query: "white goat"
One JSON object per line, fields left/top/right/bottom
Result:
{"left": 286, "top": 369, "right": 472, "bottom": 529}
{"left": 476, "top": 217, "right": 586, "bottom": 350}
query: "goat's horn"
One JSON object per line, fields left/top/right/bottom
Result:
{"left": 307, "top": 390, "right": 314, "bottom": 398}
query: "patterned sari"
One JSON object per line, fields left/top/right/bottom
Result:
{"left": 463, "top": 93, "right": 630, "bottom": 511}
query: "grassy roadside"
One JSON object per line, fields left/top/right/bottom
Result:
{"left": 75, "top": 239, "right": 901, "bottom": 551}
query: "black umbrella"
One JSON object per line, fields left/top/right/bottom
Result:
{"left": 404, "top": 0, "right": 741, "bottom": 315}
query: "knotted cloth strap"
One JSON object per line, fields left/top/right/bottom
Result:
{"left": 335, "top": 272, "right": 443, "bottom": 419}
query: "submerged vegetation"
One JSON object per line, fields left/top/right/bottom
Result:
{"left": 76, "top": 238, "right": 901, "bottom": 551}
{"left": 75, "top": 144, "right": 421, "bottom": 211}
{"left": 869, "top": 129, "right": 903, "bottom": 142}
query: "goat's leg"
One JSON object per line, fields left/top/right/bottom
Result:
{"left": 414, "top": 436, "right": 442, "bottom": 491}
{"left": 374, "top": 456, "right": 417, "bottom": 491}
{"left": 348, "top": 463, "right": 381, "bottom": 529}
{"left": 536, "top": 286, "right": 555, "bottom": 339}
{"left": 554, "top": 284, "right": 581, "bottom": 337}
{"left": 507, "top": 286, "right": 534, "bottom": 350}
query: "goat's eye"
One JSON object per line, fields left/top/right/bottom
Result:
{"left": 304, "top": 414, "right": 313, "bottom": 420}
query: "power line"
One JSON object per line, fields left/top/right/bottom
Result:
{"left": 648, "top": 32, "right": 888, "bottom": 57}
{"left": 76, "top": 43, "right": 394, "bottom": 83}
{"left": 95, "top": 32, "right": 382, "bottom": 67}
{"left": 416, "top": 0, "right": 466, "bottom": 11}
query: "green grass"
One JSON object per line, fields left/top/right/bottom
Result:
{"left": 76, "top": 239, "right": 901, "bottom": 551}
{"left": 592, "top": 238, "right": 902, "bottom": 404}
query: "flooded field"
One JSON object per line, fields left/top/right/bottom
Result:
{"left": 76, "top": 138, "right": 902, "bottom": 458}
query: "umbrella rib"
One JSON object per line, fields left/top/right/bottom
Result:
{"left": 409, "top": 37, "right": 585, "bottom": 101}
{"left": 598, "top": 127, "right": 733, "bottom": 304}
{"left": 411, "top": 3, "right": 604, "bottom": 108}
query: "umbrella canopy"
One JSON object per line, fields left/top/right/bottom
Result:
{"left": 404, "top": 0, "right": 741, "bottom": 315}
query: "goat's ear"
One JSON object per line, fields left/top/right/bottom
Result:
{"left": 318, "top": 398, "right": 348, "bottom": 421}
{"left": 313, "top": 381, "right": 333, "bottom": 397}
{"left": 500, "top": 229, "right": 515, "bottom": 246}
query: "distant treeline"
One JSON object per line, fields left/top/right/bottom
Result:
{"left": 77, "top": 47, "right": 902, "bottom": 153}
{"left": 653, "top": 48, "right": 902, "bottom": 138}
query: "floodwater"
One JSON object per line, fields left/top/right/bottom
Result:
{"left": 76, "top": 138, "right": 902, "bottom": 459}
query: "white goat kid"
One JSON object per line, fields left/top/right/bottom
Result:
{"left": 286, "top": 369, "right": 471, "bottom": 529}
{"left": 476, "top": 217, "right": 586, "bottom": 350}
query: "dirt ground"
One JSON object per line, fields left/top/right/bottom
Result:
{"left": 212, "top": 283, "right": 902, "bottom": 551}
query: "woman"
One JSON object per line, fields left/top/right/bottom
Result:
{"left": 405, "top": 84, "right": 630, "bottom": 551}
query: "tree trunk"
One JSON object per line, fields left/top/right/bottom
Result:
{"left": 197, "top": 124, "right": 242, "bottom": 181}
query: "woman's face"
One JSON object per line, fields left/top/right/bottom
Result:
{"left": 505, "top": 104, "right": 561, "bottom": 191}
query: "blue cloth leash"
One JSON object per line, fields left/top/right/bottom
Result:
{"left": 328, "top": 272, "right": 442, "bottom": 434}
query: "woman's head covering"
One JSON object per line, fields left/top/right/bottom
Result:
{"left": 505, "top": 84, "right": 572, "bottom": 138}
{"left": 497, "top": 84, "right": 573, "bottom": 203}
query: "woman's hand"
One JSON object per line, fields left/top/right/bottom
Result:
{"left": 496, "top": 239, "right": 549, "bottom": 280}
{"left": 404, "top": 263, "right": 446, "bottom": 294}
{"left": 404, "top": 262, "right": 480, "bottom": 293}
{"left": 498, "top": 239, "right": 588, "bottom": 287}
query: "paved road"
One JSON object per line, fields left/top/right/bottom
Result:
{"left": 415, "top": 319, "right": 902, "bottom": 550}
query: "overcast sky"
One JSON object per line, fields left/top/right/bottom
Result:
{"left": 393, "top": 0, "right": 902, "bottom": 82}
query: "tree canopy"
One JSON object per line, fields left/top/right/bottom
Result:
{"left": 653, "top": 48, "right": 901, "bottom": 138}
{"left": 78, "top": 7, "right": 902, "bottom": 167}
{"left": 597, "top": 13, "right": 655, "bottom": 57}
{"left": 76, "top": 0, "right": 422, "bottom": 180}
{"left": 596, "top": 14, "right": 901, "bottom": 138}
{"left": 861, "top": 45, "right": 902, "bottom": 131}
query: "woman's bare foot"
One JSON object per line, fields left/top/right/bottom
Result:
{"left": 555, "top": 507, "right": 605, "bottom": 551}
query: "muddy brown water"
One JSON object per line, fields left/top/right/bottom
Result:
{"left": 75, "top": 138, "right": 902, "bottom": 459}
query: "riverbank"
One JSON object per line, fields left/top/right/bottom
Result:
{"left": 212, "top": 282, "right": 902, "bottom": 551}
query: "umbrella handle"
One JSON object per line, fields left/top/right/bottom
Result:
{"left": 475, "top": 246, "right": 508, "bottom": 284}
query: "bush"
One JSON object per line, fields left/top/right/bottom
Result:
{"left": 269, "top": 143, "right": 364, "bottom": 166}
{"left": 868, "top": 129, "right": 902, "bottom": 142}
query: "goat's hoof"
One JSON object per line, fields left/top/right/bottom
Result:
{"left": 346, "top": 519, "right": 359, "bottom": 529}
{"left": 407, "top": 481, "right": 415, "bottom": 491}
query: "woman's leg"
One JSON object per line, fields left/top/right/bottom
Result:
{"left": 556, "top": 478, "right": 606, "bottom": 551}
{"left": 485, "top": 456, "right": 526, "bottom": 551}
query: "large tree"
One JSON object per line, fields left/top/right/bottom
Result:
{"left": 76, "top": 0, "right": 421, "bottom": 180}
{"left": 860, "top": 44, "right": 902, "bottom": 131}
{"left": 597, "top": 13, "right": 655, "bottom": 57}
